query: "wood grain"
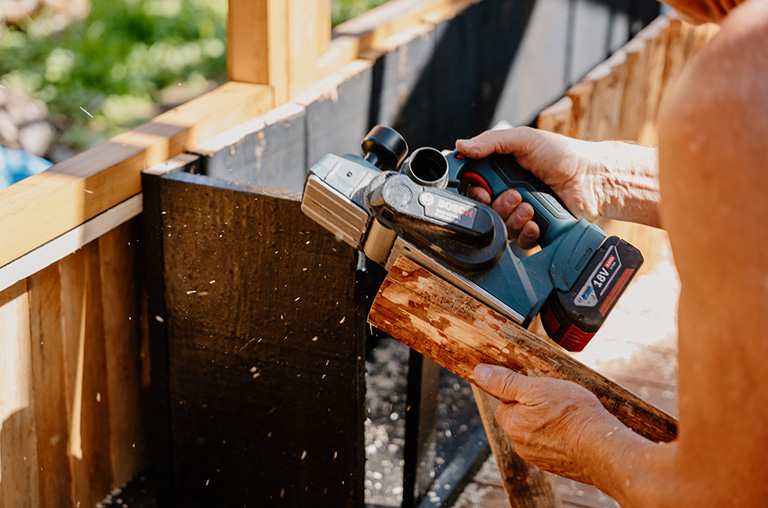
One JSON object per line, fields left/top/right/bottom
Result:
{"left": 472, "top": 386, "right": 562, "bottom": 507}
{"left": 0, "top": 82, "right": 272, "bottom": 269}
{"left": 0, "top": 280, "right": 40, "bottom": 508}
{"left": 99, "top": 221, "right": 145, "bottom": 486}
{"left": 368, "top": 256, "right": 678, "bottom": 443}
{"left": 27, "top": 263, "right": 73, "bottom": 508}
{"left": 60, "top": 244, "right": 114, "bottom": 508}
{"left": 147, "top": 170, "right": 365, "bottom": 507}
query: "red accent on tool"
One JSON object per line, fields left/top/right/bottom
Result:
{"left": 460, "top": 171, "right": 492, "bottom": 196}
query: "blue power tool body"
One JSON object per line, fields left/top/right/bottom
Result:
{"left": 301, "top": 126, "right": 643, "bottom": 351}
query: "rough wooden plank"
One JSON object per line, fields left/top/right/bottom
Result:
{"left": 472, "top": 386, "right": 562, "bottom": 507}
{"left": 369, "top": 23, "right": 439, "bottom": 149}
{"left": 195, "top": 103, "right": 308, "bottom": 192}
{"left": 0, "top": 280, "right": 40, "bottom": 508}
{"left": 636, "top": 16, "right": 670, "bottom": 145}
{"left": 27, "top": 263, "right": 73, "bottom": 508}
{"left": 295, "top": 59, "right": 375, "bottom": 167}
{"left": 140, "top": 155, "right": 203, "bottom": 505}
{"left": 99, "top": 220, "right": 145, "bottom": 487}
{"left": 60, "top": 244, "right": 114, "bottom": 508}
{"left": 584, "top": 49, "right": 628, "bottom": 141}
{"left": 432, "top": 2, "right": 484, "bottom": 147}
{"left": 152, "top": 171, "right": 364, "bottom": 507}
{"left": 0, "top": 82, "right": 272, "bottom": 269}
{"left": 565, "top": 80, "right": 594, "bottom": 141}
{"left": 368, "top": 256, "right": 678, "bottom": 443}
{"left": 537, "top": 96, "right": 573, "bottom": 136}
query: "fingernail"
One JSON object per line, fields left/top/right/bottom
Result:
{"left": 458, "top": 138, "right": 474, "bottom": 147}
{"left": 474, "top": 364, "right": 493, "bottom": 384}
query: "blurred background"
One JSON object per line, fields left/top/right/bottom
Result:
{"left": 0, "top": 0, "right": 388, "bottom": 166}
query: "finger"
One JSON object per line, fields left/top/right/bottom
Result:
{"left": 504, "top": 202, "right": 534, "bottom": 239}
{"left": 466, "top": 185, "right": 492, "bottom": 205}
{"left": 517, "top": 220, "right": 540, "bottom": 250}
{"left": 456, "top": 127, "right": 535, "bottom": 159}
{"left": 473, "top": 364, "right": 533, "bottom": 404}
{"left": 491, "top": 189, "right": 523, "bottom": 220}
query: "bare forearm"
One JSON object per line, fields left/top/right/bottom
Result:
{"left": 582, "top": 419, "right": 683, "bottom": 508}
{"left": 593, "top": 142, "right": 662, "bottom": 228}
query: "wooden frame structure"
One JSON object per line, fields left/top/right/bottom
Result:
{"left": 0, "top": 1, "right": 717, "bottom": 507}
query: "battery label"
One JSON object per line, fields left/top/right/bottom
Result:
{"left": 419, "top": 192, "right": 478, "bottom": 229}
{"left": 574, "top": 245, "right": 622, "bottom": 307}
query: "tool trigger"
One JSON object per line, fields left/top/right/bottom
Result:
{"left": 459, "top": 172, "right": 492, "bottom": 197}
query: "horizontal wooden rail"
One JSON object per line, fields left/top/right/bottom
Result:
{"left": 0, "top": 82, "right": 272, "bottom": 269}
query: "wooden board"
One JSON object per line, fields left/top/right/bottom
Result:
{"left": 195, "top": 103, "right": 308, "bottom": 192}
{"left": 472, "top": 386, "right": 562, "bottom": 507}
{"left": 0, "top": 82, "right": 272, "bottom": 269}
{"left": 144, "top": 169, "right": 365, "bottom": 507}
{"left": 296, "top": 59, "right": 376, "bottom": 167}
{"left": 59, "top": 244, "right": 115, "bottom": 508}
{"left": 27, "top": 263, "right": 73, "bottom": 508}
{"left": 99, "top": 220, "right": 146, "bottom": 486}
{"left": 0, "top": 280, "right": 40, "bottom": 508}
{"left": 368, "top": 256, "right": 678, "bottom": 443}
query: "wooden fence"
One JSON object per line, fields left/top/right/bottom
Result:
{"left": 0, "top": 0, "right": 717, "bottom": 506}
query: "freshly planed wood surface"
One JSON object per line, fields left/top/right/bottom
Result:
{"left": 59, "top": 244, "right": 114, "bottom": 508}
{"left": 27, "top": 263, "right": 73, "bottom": 508}
{"left": 472, "top": 386, "right": 562, "bottom": 507}
{"left": 99, "top": 221, "right": 145, "bottom": 486}
{"left": 0, "top": 280, "right": 40, "bottom": 508}
{"left": 368, "top": 256, "right": 678, "bottom": 443}
{"left": 0, "top": 82, "right": 272, "bottom": 269}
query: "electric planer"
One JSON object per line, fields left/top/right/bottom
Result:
{"left": 301, "top": 126, "right": 643, "bottom": 352}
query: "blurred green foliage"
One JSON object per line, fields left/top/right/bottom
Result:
{"left": 332, "top": 0, "right": 390, "bottom": 26}
{"left": 0, "top": 0, "right": 388, "bottom": 153}
{"left": 0, "top": 0, "right": 228, "bottom": 152}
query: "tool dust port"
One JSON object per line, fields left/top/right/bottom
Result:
{"left": 402, "top": 147, "right": 449, "bottom": 189}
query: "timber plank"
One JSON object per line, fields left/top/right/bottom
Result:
{"left": 296, "top": 59, "right": 376, "bottom": 166}
{"left": 60, "top": 244, "right": 114, "bottom": 508}
{"left": 152, "top": 171, "right": 364, "bottom": 507}
{"left": 369, "top": 23, "right": 439, "bottom": 149}
{"left": 0, "top": 280, "right": 40, "bottom": 508}
{"left": 0, "top": 82, "right": 272, "bottom": 269}
{"left": 98, "top": 220, "right": 146, "bottom": 487}
{"left": 27, "top": 263, "right": 73, "bottom": 508}
{"left": 196, "top": 103, "right": 308, "bottom": 191}
{"left": 368, "top": 256, "right": 678, "bottom": 443}
{"left": 472, "top": 386, "right": 562, "bottom": 507}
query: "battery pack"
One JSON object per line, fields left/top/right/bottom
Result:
{"left": 541, "top": 236, "right": 644, "bottom": 352}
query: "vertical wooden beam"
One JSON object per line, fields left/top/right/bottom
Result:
{"left": 99, "top": 221, "right": 145, "bottom": 487}
{"left": 60, "top": 245, "right": 114, "bottom": 508}
{"left": 28, "top": 264, "right": 73, "bottom": 508}
{"left": 0, "top": 280, "right": 40, "bottom": 508}
{"left": 227, "top": 0, "right": 332, "bottom": 104}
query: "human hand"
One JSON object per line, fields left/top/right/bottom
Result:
{"left": 456, "top": 127, "right": 604, "bottom": 249}
{"left": 473, "top": 363, "right": 622, "bottom": 484}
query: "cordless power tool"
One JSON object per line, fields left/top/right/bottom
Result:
{"left": 301, "top": 126, "right": 643, "bottom": 352}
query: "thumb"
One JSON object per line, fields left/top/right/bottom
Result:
{"left": 473, "top": 364, "right": 532, "bottom": 404}
{"left": 456, "top": 128, "right": 533, "bottom": 159}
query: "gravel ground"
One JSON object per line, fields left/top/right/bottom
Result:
{"left": 364, "top": 336, "right": 484, "bottom": 507}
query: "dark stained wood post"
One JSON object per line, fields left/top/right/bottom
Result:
{"left": 143, "top": 166, "right": 365, "bottom": 507}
